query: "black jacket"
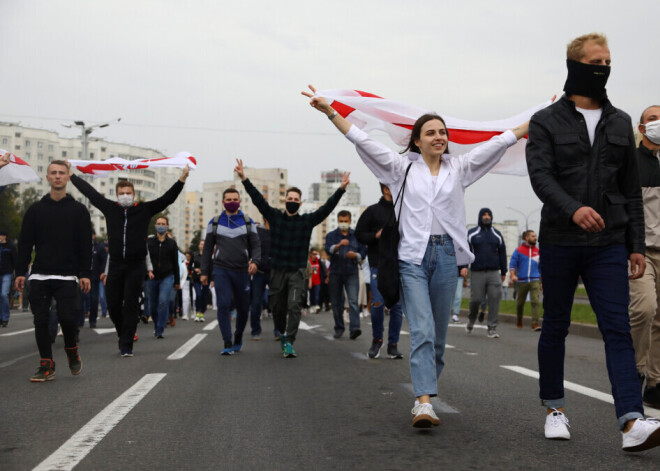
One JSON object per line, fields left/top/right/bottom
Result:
{"left": 467, "top": 208, "right": 507, "bottom": 274}
{"left": 0, "top": 241, "right": 17, "bottom": 276}
{"left": 91, "top": 241, "right": 108, "bottom": 279}
{"left": 526, "top": 95, "right": 644, "bottom": 254}
{"left": 17, "top": 194, "right": 92, "bottom": 278}
{"left": 147, "top": 235, "right": 180, "bottom": 285}
{"left": 256, "top": 226, "right": 271, "bottom": 273}
{"left": 355, "top": 197, "right": 393, "bottom": 268}
{"left": 637, "top": 143, "right": 660, "bottom": 249}
{"left": 70, "top": 174, "right": 184, "bottom": 262}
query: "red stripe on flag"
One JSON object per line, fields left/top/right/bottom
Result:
{"left": 187, "top": 156, "right": 197, "bottom": 165}
{"left": 331, "top": 101, "right": 355, "bottom": 118}
{"left": 391, "top": 123, "right": 504, "bottom": 144}
{"left": 355, "top": 90, "right": 383, "bottom": 99}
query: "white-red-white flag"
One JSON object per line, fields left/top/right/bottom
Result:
{"left": 0, "top": 150, "right": 41, "bottom": 186}
{"left": 68, "top": 152, "right": 197, "bottom": 177}
{"left": 316, "top": 89, "right": 551, "bottom": 176}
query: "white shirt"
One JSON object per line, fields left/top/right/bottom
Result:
{"left": 345, "top": 126, "right": 517, "bottom": 266}
{"left": 575, "top": 106, "right": 602, "bottom": 146}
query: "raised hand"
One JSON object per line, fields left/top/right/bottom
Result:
{"left": 234, "top": 158, "right": 246, "bottom": 181}
{"left": 179, "top": 165, "right": 190, "bottom": 182}
{"left": 0, "top": 153, "right": 11, "bottom": 169}
{"left": 301, "top": 85, "right": 334, "bottom": 115}
{"left": 340, "top": 172, "right": 351, "bottom": 190}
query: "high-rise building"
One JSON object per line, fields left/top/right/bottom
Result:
{"left": 184, "top": 191, "right": 204, "bottom": 250}
{"left": 308, "top": 168, "right": 361, "bottom": 206}
{"left": 0, "top": 122, "right": 187, "bottom": 245}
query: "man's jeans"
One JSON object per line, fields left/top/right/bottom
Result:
{"left": 146, "top": 275, "right": 175, "bottom": 337}
{"left": 451, "top": 276, "right": 463, "bottom": 316}
{"left": 539, "top": 244, "right": 643, "bottom": 429}
{"left": 369, "top": 266, "right": 403, "bottom": 345}
{"left": 213, "top": 267, "right": 250, "bottom": 344}
{"left": 193, "top": 280, "right": 209, "bottom": 314}
{"left": 0, "top": 273, "right": 12, "bottom": 322}
{"left": 329, "top": 272, "right": 360, "bottom": 335}
{"left": 399, "top": 235, "right": 457, "bottom": 398}
{"left": 250, "top": 271, "right": 269, "bottom": 336}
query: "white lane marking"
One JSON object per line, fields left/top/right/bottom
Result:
{"left": 0, "top": 328, "right": 35, "bottom": 337}
{"left": 0, "top": 352, "right": 38, "bottom": 369}
{"left": 400, "top": 330, "right": 409, "bottom": 336}
{"left": 400, "top": 383, "right": 459, "bottom": 413}
{"left": 445, "top": 345, "right": 455, "bottom": 349}
{"left": 449, "top": 323, "right": 487, "bottom": 330}
{"left": 502, "top": 365, "right": 660, "bottom": 416}
{"left": 93, "top": 328, "right": 116, "bottom": 335}
{"left": 350, "top": 352, "right": 368, "bottom": 360}
{"left": 323, "top": 335, "right": 335, "bottom": 341}
{"left": 167, "top": 334, "right": 207, "bottom": 360}
{"left": 298, "top": 321, "right": 320, "bottom": 331}
{"left": 203, "top": 320, "right": 218, "bottom": 331}
{"left": 33, "top": 373, "right": 166, "bottom": 471}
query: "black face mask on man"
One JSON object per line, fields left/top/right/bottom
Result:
{"left": 563, "top": 60, "right": 610, "bottom": 101}
{"left": 286, "top": 202, "right": 300, "bottom": 214}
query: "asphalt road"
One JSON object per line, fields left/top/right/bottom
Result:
{"left": 1, "top": 307, "right": 659, "bottom": 471}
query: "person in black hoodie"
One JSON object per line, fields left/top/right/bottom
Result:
{"left": 69, "top": 164, "right": 188, "bottom": 356}
{"left": 15, "top": 160, "right": 92, "bottom": 382}
{"left": 146, "top": 216, "right": 180, "bottom": 339}
{"left": 466, "top": 208, "right": 507, "bottom": 338}
{"left": 355, "top": 183, "right": 404, "bottom": 359}
{"left": 88, "top": 230, "right": 108, "bottom": 328}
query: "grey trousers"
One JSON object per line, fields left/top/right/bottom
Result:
{"left": 469, "top": 270, "right": 502, "bottom": 328}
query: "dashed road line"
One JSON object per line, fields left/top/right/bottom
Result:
{"left": 93, "top": 328, "right": 117, "bottom": 335}
{"left": 203, "top": 320, "right": 219, "bottom": 331}
{"left": 449, "top": 323, "right": 487, "bottom": 330}
{"left": 33, "top": 373, "right": 167, "bottom": 471}
{"left": 0, "top": 352, "right": 38, "bottom": 369}
{"left": 0, "top": 328, "right": 35, "bottom": 337}
{"left": 167, "top": 334, "right": 208, "bottom": 360}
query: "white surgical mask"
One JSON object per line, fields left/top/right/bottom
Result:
{"left": 643, "top": 119, "right": 660, "bottom": 145}
{"left": 117, "top": 194, "right": 134, "bottom": 207}
{"left": 338, "top": 222, "right": 350, "bottom": 231}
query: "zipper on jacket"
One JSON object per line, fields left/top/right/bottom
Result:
{"left": 123, "top": 208, "right": 128, "bottom": 260}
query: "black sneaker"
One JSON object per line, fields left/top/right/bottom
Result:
{"left": 30, "top": 359, "right": 56, "bottom": 382}
{"left": 643, "top": 384, "right": 660, "bottom": 409}
{"left": 368, "top": 339, "right": 383, "bottom": 359}
{"left": 349, "top": 329, "right": 362, "bottom": 340}
{"left": 387, "top": 344, "right": 404, "bottom": 359}
{"left": 478, "top": 311, "right": 485, "bottom": 323}
{"left": 466, "top": 319, "right": 474, "bottom": 334}
{"left": 65, "top": 346, "right": 82, "bottom": 375}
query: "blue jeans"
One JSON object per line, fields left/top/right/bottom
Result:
{"left": 0, "top": 273, "right": 12, "bottom": 322}
{"left": 399, "top": 235, "right": 458, "bottom": 398}
{"left": 250, "top": 272, "right": 269, "bottom": 336}
{"left": 309, "top": 284, "right": 321, "bottom": 307}
{"left": 213, "top": 267, "right": 250, "bottom": 344}
{"left": 98, "top": 282, "right": 107, "bottom": 316}
{"left": 451, "top": 276, "right": 463, "bottom": 316}
{"left": 538, "top": 244, "right": 643, "bottom": 429}
{"left": 146, "top": 275, "right": 175, "bottom": 336}
{"left": 329, "top": 272, "right": 360, "bottom": 334}
{"left": 369, "top": 267, "right": 403, "bottom": 345}
{"left": 193, "top": 280, "right": 209, "bottom": 314}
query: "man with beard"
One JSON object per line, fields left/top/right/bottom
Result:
{"left": 509, "top": 230, "right": 541, "bottom": 331}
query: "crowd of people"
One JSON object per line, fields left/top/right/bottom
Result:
{"left": 1, "top": 31, "right": 659, "bottom": 451}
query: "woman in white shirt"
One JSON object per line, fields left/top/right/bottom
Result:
{"left": 303, "top": 85, "right": 531, "bottom": 428}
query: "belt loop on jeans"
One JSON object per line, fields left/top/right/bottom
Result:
{"left": 429, "top": 234, "right": 452, "bottom": 244}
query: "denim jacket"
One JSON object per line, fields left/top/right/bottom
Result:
{"left": 324, "top": 228, "right": 367, "bottom": 277}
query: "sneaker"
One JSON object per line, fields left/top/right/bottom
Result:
{"left": 282, "top": 342, "right": 297, "bottom": 358}
{"left": 182, "top": 315, "right": 189, "bottom": 321}
{"left": 532, "top": 322, "right": 542, "bottom": 332}
{"left": 349, "top": 329, "right": 362, "bottom": 340}
{"left": 466, "top": 319, "right": 474, "bottom": 334}
{"left": 221, "top": 341, "right": 234, "bottom": 356}
{"left": 169, "top": 316, "right": 176, "bottom": 327}
{"left": 121, "top": 350, "right": 134, "bottom": 358}
{"left": 30, "top": 359, "right": 56, "bottom": 382}
{"left": 156, "top": 334, "right": 164, "bottom": 339}
{"left": 194, "top": 313, "right": 201, "bottom": 323}
{"left": 478, "top": 311, "right": 485, "bottom": 323}
{"left": 251, "top": 335, "right": 261, "bottom": 341}
{"left": 516, "top": 318, "right": 523, "bottom": 329}
{"left": 333, "top": 331, "right": 343, "bottom": 339}
{"left": 65, "top": 346, "right": 82, "bottom": 375}
{"left": 368, "top": 339, "right": 383, "bottom": 359}
{"left": 451, "top": 314, "right": 459, "bottom": 323}
{"left": 544, "top": 409, "right": 570, "bottom": 440}
{"left": 622, "top": 418, "right": 660, "bottom": 452}
{"left": 411, "top": 402, "right": 440, "bottom": 428}
{"left": 643, "top": 384, "right": 660, "bottom": 409}
{"left": 141, "top": 315, "right": 149, "bottom": 324}
{"left": 232, "top": 343, "right": 243, "bottom": 353}
{"left": 487, "top": 328, "right": 500, "bottom": 339}
{"left": 199, "top": 314, "right": 205, "bottom": 322}
{"left": 134, "top": 334, "right": 139, "bottom": 342}
{"left": 387, "top": 344, "right": 404, "bottom": 359}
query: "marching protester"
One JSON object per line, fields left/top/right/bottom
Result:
{"left": 509, "top": 230, "right": 541, "bottom": 331}
{"left": 88, "top": 230, "right": 108, "bottom": 328}
{"left": 250, "top": 220, "right": 271, "bottom": 339}
{"left": 304, "top": 84, "right": 532, "bottom": 428}
{"left": 526, "top": 33, "right": 660, "bottom": 450}
{"left": 192, "top": 240, "right": 208, "bottom": 322}
{"left": 200, "top": 188, "right": 261, "bottom": 355}
{"left": 15, "top": 160, "right": 92, "bottom": 381}
{"left": 235, "top": 159, "right": 348, "bottom": 358}
{"left": 69, "top": 164, "right": 188, "bottom": 357}
{"left": 0, "top": 230, "right": 16, "bottom": 328}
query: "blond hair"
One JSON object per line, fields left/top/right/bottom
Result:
{"left": 566, "top": 33, "right": 608, "bottom": 61}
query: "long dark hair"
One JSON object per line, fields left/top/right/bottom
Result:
{"left": 401, "top": 113, "right": 450, "bottom": 155}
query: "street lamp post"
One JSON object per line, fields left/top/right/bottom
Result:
{"left": 507, "top": 206, "right": 541, "bottom": 231}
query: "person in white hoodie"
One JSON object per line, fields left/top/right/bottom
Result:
{"left": 303, "top": 85, "right": 531, "bottom": 428}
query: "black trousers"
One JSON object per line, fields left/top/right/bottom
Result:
{"left": 106, "top": 259, "right": 146, "bottom": 352}
{"left": 29, "top": 279, "right": 80, "bottom": 359}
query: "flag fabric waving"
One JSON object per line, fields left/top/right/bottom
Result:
{"left": 0, "top": 150, "right": 41, "bottom": 186}
{"left": 316, "top": 89, "right": 551, "bottom": 176}
{"left": 68, "top": 152, "right": 197, "bottom": 177}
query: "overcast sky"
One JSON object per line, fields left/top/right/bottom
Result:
{"left": 1, "top": 0, "right": 658, "bottom": 234}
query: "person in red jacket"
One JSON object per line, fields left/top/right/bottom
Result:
{"left": 509, "top": 230, "right": 541, "bottom": 331}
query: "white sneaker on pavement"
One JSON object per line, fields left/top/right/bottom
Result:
{"left": 452, "top": 314, "right": 459, "bottom": 323}
{"left": 411, "top": 402, "right": 440, "bottom": 428}
{"left": 622, "top": 418, "right": 660, "bottom": 452}
{"left": 545, "top": 409, "right": 570, "bottom": 440}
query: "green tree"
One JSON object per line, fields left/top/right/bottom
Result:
{"left": 0, "top": 186, "right": 22, "bottom": 240}
{"left": 16, "top": 187, "right": 40, "bottom": 219}
{"left": 188, "top": 229, "right": 202, "bottom": 254}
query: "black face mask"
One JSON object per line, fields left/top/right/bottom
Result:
{"left": 286, "top": 202, "right": 300, "bottom": 214}
{"left": 563, "top": 60, "right": 610, "bottom": 101}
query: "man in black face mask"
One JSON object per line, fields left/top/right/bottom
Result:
{"left": 526, "top": 34, "right": 659, "bottom": 450}
{"left": 235, "top": 159, "right": 349, "bottom": 358}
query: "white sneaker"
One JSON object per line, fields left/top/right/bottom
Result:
{"left": 411, "top": 402, "right": 440, "bottom": 428}
{"left": 545, "top": 409, "right": 570, "bottom": 440}
{"left": 452, "top": 314, "right": 459, "bottom": 323}
{"left": 622, "top": 418, "right": 660, "bottom": 452}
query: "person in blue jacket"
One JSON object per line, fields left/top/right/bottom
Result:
{"left": 509, "top": 230, "right": 541, "bottom": 331}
